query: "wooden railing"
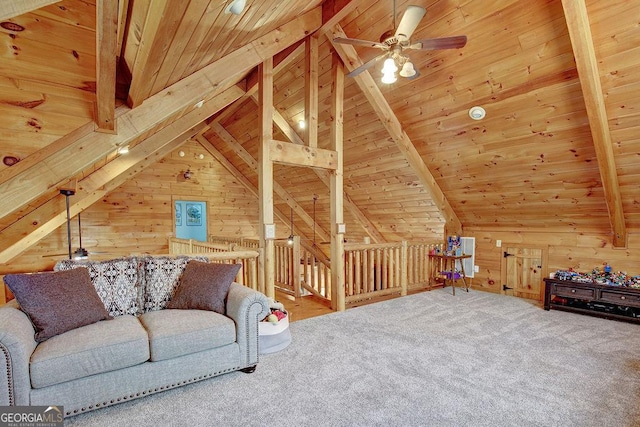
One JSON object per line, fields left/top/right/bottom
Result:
{"left": 208, "top": 236, "right": 259, "bottom": 249}
{"left": 168, "top": 238, "right": 262, "bottom": 293}
{"left": 344, "top": 242, "right": 435, "bottom": 305}
{"left": 201, "top": 235, "right": 439, "bottom": 309}
{"left": 273, "top": 236, "right": 331, "bottom": 302}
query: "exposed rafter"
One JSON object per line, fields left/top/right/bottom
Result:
{"left": 561, "top": 0, "right": 627, "bottom": 248}
{"left": 0, "top": 86, "right": 244, "bottom": 264}
{"left": 0, "top": 8, "right": 322, "bottom": 221}
{"left": 328, "top": 25, "right": 463, "bottom": 235}
{"left": 95, "top": 0, "right": 118, "bottom": 133}
{"left": 208, "top": 122, "right": 331, "bottom": 243}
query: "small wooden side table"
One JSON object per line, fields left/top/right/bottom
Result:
{"left": 428, "top": 254, "right": 472, "bottom": 295}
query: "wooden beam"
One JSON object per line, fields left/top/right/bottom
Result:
{"left": 320, "top": 0, "right": 362, "bottom": 31}
{"left": 0, "top": 9, "right": 321, "bottom": 221}
{"left": 258, "top": 59, "right": 276, "bottom": 299}
{"left": 210, "top": 122, "right": 332, "bottom": 243}
{"left": 330, "top": 51, "right": 345, "bottom": 312}
{"left": 0, "top": 86, "right": 244, "bottom": 264}
{"left": 251, "top": 94, "right": 386, "bottom": 243}
{"left": 305, "top": 35, "right": 319, "bottom": 148}
{"left": 561, "top": 0, "right": 626, "bottom": 248}
{"left": 126, "top": 1, "right": 190, "bottom": 108}
{"left": 329, "top": 25, "right": 463, "bottom": 235}
{"left": 268, "top": 140, "right": 337, "bottom": 170}
{"left": 196, "top": 135, "right": 317, "bottom": 243}
{"left": 95, "top": 0, "right": 119, "bottom": 133}
{"left": 0, "top": 0, "right": 59, "bottom": 20}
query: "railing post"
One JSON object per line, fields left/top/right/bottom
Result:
{"left": 257, "top": 247, "right": 265, "bottom": 295}
{"left": 293, "top": 236, "right": 302, "bottom": 297}
{"left": 401, "top": 241, "right": 408, "bottom": 296}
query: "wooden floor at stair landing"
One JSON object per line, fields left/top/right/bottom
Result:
{"left": 275, "top": 291, "right": 333, "bottom": 322}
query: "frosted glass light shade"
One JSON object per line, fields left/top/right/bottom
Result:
{"left": 225, "top": 0, "right": 246, "bottom": 15}
{"left": 381, "top": 71, "right": 397, "bottom": 84}
{"left": 399, "top": 61, "right": 416, "bottom": 77}
{"left": 381, "top": 57, "right": 398, "bottom": 73}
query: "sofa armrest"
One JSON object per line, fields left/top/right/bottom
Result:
{"left": 225, "top": 283, "right": 269, "bottom": 368}
{"left": 0, "top": 301, "right": 38, "bottom": 405}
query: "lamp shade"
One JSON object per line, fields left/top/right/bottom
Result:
{"left": 225, "top": 0, "right": 246, "bottom": 15}
{"left": 399, "top": 61, "right": 417, "bottom": 78}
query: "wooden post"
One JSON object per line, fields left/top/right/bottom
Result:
{"left": 258, "top": 59, "right": 275, "bottom": 299}
{"left": 293, "top": 235, "right": 302, "bottom": 298}
{"left": 330, "top": 52, "right": 345, "bottom": 311}
{"left": 401, "top": 241, "right": 408, "bottom": 296}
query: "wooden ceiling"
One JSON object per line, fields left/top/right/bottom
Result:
{"left": 1, "top": 0, "right": 639, "bottom": 263}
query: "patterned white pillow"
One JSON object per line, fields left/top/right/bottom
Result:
{"left": 140, "top": 256, "right": 208, "bottom": 312}
{"left": 54, "top": 257, "right": 142, "bottom": 317}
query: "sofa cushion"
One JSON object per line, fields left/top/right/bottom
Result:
{"left": 54, "top": 257, "right": 143, "bottom": 317}
{"left": 139, "top": 309, "right": 236, "bottom": 362}
{"left": 4, "top": 268, "right": 112, "bottom": 343}
{"left": 30, "top": 315, "right": 150, "bottom": 389}
{"left": 141, "top": 256, "right": 208, "bottom": 312}
{"left": 167, "top": 261, "right": 240, "bottom": 314}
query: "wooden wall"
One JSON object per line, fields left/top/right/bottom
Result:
{"left": 465, "top": 228, "right": 640, "bottom": 297}
{"left": 0, "top": 139, "right": 282, "bottom": 301}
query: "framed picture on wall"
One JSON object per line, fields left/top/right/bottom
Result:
{"left": 175, "top": 202, "right": 182, "bottom": 226}
{"left": 186, "top": 203, "right": 202, "bottom": 226}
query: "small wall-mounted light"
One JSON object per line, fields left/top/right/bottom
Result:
{"left": 117, "top": 145, "right": 129, "bottom": 155}
{"left": 194, "top": 100, "right": 204, "bottom": 109}
{"left": 196, "top": 153, "right": 205, "bottom": 160}
{"left": 178, "top": 151, "right": 185, "bottom": 157}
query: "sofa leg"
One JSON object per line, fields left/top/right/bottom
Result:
{"left": 240, "top": 365, "right": 257, "bottom": 373}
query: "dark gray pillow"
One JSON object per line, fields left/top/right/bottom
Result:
{"left": 4, "top": 268, "right": 112, "bottom": 342}
{"left": 167, "top": 261, "right": 241, "bottom": 314}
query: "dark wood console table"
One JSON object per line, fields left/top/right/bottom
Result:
{"left": 544, "top": 278, "right": 640, "bottom": 323}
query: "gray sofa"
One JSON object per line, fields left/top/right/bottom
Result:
{"left": 0, "top": 255, "right": 269, "bottom": 417}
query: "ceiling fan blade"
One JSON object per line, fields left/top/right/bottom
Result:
{"left": 394, "top": 5, "right": 426, "bottom": 41}
{"left": 409, "top": 35, "right": 468, "bottom": 50}
{"left": 333, "top": 37, "right": 387, "bottom": 49}
{"left": 347, "top": 53, "right": 388, "bottom": 78}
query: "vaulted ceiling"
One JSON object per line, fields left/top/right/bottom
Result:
{"left": 1, "top": 0, "right": 639, "bottom": 264}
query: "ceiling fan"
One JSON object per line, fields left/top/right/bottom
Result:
{"left": 333, "top": 3, "right": 467, "bottom": 83}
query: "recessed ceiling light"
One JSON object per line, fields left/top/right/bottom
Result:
{"left": 469, "top": 106, "right": 486, "bottom": 120}
{"left": 117, "top": 145, "right": 129, "bottom": 154}
{"left": 298, "top": 120, "right": 306, "bottom": 129}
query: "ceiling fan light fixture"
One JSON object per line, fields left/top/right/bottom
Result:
{"left": 381, "top": 71, "right": 397, "bottom": 84}
{"left": 399, "top": 61, "right": 416, "bottom": 78}
{"left": 224, "top": 0, "right": 246, "bottom": 15}
{"left": 381, "top": 57, "right": 398, "bottom": 74}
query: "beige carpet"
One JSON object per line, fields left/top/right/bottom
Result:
{"left": 66, "top": 288, "right": 640, "bottom": 426}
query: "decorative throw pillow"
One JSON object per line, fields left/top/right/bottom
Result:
{"left": 142, "top": 256, "right": 208, "bottom": 312}
{"left": 4, "top": 268, "right": 112, "bottom": 342}
{"left": 167, "top": 261, "right": 241, "bottom": 314}
{"left": 54, "top": 257, "right": 142, "bottom": 317}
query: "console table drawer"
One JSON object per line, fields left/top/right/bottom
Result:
{"left": 600, "top": 290, "right": 640, "bottom": 308}
{"left": 554, "top": 285, "right": 595, "bottom": 299}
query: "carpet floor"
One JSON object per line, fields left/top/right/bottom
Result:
{"left": 65, "top": 288, "right": 640, "bottom": 426}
